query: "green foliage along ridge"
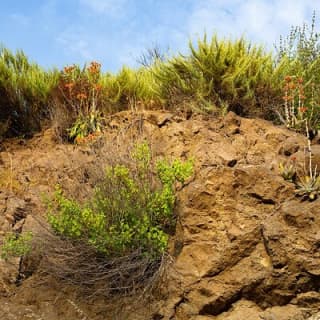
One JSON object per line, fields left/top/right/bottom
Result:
{"left": 2, "top": 14, "right": 320, "bottom": 139}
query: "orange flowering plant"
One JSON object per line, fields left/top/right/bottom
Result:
{"left": 278, "top": 76, "right": 320, "bottom": 200}
{"left": 281, "top": 75, "right": 308, "bottom": 128}
{"left": 57, "top": 61, "right": 104, "bottom": 142}
{"left": 280, "top": 75, "right": 320, "bottom": 131}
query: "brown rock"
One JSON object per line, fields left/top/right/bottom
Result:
{"left": 260, "top": 305, "right": 306, "bottom": 320}
{"left": 214, "top": 300, "right": 262, "bottom": 320}
{"left": 0, "top": 111, "right": 320, "bottom": 319}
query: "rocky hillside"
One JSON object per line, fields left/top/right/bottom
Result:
{"left": 1, "top": 111, "right": 320, "bottom": 320}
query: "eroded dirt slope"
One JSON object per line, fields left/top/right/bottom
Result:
{"left": 0, "top": 111, "right": 320, "bottom": 320}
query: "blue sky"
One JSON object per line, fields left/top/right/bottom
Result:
{"left": 1, "top": 0, "right": 319, "bottom": 72}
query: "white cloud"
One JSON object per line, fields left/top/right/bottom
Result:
{"left": 79, "top": 0, "right": 128, "bottom": 16}
{"left": 187, "top": 0, "right": 320, "bottom": 49}
{"left": 47, "top": 0, "right": 320, "bottom": 71}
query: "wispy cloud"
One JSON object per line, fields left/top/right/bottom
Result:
{"left": 79, "top": 0, "right": 128, "bottom": 16}
{"left": 187, "top": 0, "right": 320, "bottom": 48}
{"left": 1, "top": 0, "right": 320, "bottom": 71}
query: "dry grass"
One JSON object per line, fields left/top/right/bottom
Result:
{"left": 0, "top": 153, "right": 21, "bottom": 193}
{"left": 37, "top": 230, "right": 164, "bottom": 298}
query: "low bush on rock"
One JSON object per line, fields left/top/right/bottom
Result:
{"left": 43, "top": 142, "right": 193, "bottom": 296}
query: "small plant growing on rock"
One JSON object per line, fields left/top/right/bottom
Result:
{"left": 0, "top": 232, "right": 33, "bottom": 260}
{"left": 277, "top": 73, "right": 320, "bottom": 200}
{"left": 295, "top": 173, "right": 320, "bottom": 200}
{"left": 295, "top": 120, "right": 320, "bottom": 200}
{"left": 279, "top": 157, "right": 297, "bottom": 182}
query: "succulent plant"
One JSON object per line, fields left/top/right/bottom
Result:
{"left": 279, "top": 162, "right": 297, "bottom": 182}
{"left": 295, "top": 174, "right": 320, "bottom": 200}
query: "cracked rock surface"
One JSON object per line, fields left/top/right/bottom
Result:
{"left": 0, "top": 111, "right": 320, "bottom": 319}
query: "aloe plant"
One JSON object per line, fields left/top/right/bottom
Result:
{"left": 295, "top": 174, "right": 320, "bottom": 200}
{"left": 279, "top": 161, "right": 297, "bottom": 182}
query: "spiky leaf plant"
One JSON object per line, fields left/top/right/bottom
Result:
{"left": 153, "top": 35, "right": 282, "bottom": 118}
{"left": 295, "top": 174, "right": 320, "bottom": 200}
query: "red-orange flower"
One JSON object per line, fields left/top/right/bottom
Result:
{"left": 64, "top": 82, "right": 74, "bottom": 89}
{"left": 75, "top": 136, "right": 84, "bottom": 144}
{"left": 299, "top": 106, "right": 308, "bottom": 113}
{"left": 288, "top": 82, "right": 296, "bottom": 89}
{"left": 284, "top": 75, "right": 292, "bottom": 82}
{"left": 94, "top": 84, "right": 102, "bottom": 91}
{"left": 87, "top": 61, "right": 101, "bottom": 74}
{"left": 76, "top": 93, "right": 87, "bottom": 100}
{"left": 63, "top": 65, "right": 75, "bottom": 74}
{"left": 297, "top": 77, "right": 303, "bottom": 84}
{"left": 87, "top": 133, "right": 96, "bottom": 141}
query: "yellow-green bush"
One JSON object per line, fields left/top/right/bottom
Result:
{"left": 0, "top": 46, "right": 59, "bottom": 137}
{"left": 3, "top": 16, "right": 320, "bottom": 139}
{"left": 47, "top": 142, "right": 193, "bottom": 258}
{"left": 153, "top": 35, "right": 283, "bottom": 118}
{"left": 102, "top": 66, "right": 162, "bottom": 112}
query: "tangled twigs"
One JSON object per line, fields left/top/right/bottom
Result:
{"left": 37, "top": 230, "right": 163, "bottom": 298}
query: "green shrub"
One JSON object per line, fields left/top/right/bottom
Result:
{"left": 101, "top": 66, "right": 162, "bottom": 112}
{"left": 277, "top": 12, "right": 320, "bottom": 70}
{"left": 153, "top": 35, "right": 281, "bottom": 118}
{"left": 47, "top": 142, "right": 193, "bottom": 258}
{"left": 1, "top": 231, "right": 33, "bottom": 260}
{"left": 0, "top": 46, "right": 59, "bottom": 137}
